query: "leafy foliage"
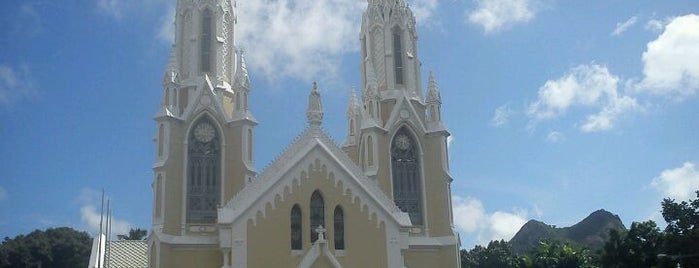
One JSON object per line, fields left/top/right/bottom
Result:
{"left": 660, "top": 190, "right": 699, "bottom": 268}
{"left": 528, "top": 240, "right": 596, "bottom": 268}
{"left": 0, "top": 227, "right": 91, "bottom": 268}
{"left": 461, "top": 240, "right": 524, "bottom": 268}
{"left": 117, "top": 228, "right": 147, "bottom": 240}
{"left": 600, "top": 221, "right": 662, "bottom": 268}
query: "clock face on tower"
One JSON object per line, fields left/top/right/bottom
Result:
{"left": 194, "top": 122, "right": 215, "bottom": 143}
{"left": 395, "top": 134, "right": 411, "bottom": 150}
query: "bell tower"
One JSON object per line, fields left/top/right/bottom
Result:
{"left": 344, "top": 0, "right": 455, "bottom": 241}
{"left": 150, "top": 0, "right": 256, "bottom": 267}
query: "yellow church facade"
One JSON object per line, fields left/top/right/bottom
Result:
{"left": 148, "top": 0, "right": 461, "bottom": 267}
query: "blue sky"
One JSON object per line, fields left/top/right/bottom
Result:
{"left": 0, "top": 0, "right": 698, "bottom": 249}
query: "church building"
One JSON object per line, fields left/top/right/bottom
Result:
{"left": 148, "top": 0, "right": 461, "bottom": 267}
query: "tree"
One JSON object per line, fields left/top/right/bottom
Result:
{"left": 117, "top": 228, "right": 147, "bottom": 240}
{"left": 600, "top": 220, "right": 662, "bottom": 268}
{"left": 0, "top": 227, "right": 91, "bottom": 268}
{"left": 529, "top": 240, "right": 596, "bottom": 268}
{"left": 660, "top": 190, "right": 699, "bottom": 267}
{"left": 461, "top": 240, "right": 527, "bottom": 268}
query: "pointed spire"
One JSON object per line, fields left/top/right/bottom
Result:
{"left": 162, "top": 45, "right": 179, "bottom": 86}
{"left": 346, "top": 87, "right": 359, "bottom": 117}
{"left": 426, "top": 71, "right": 441, "bottom": 104}
{"left": 307, "top": 82, "right": 324, "bottom": 127}
{"left": 234, "top": 49, "right": 250, "bottom": 91}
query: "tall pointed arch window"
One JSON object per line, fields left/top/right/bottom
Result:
{"left": 290, "top": 204, "right": 302, "bottom": 250}
{"left": 391, "top": 127, "right": 423, "bottom": 225}
{"left": 200, "top": 9, "right": 214, "bottom": 73}
{"left": 310, "top": 191, "right": 325, "bottom": 242}
{"left": 186, "top": 117, "right": 220, "bottom": 223}
{"left": 334, "top": 206, "right": 345, "bottom": 250}
{"left": 392, "top": 27, "right": 404, "bottom": 85}
{"left": 367, "top": 136, "right": 375, "bottom": 167}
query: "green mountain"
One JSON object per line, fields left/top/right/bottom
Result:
{"left": 509, "top": 209, "right": 626, "bottom": 255}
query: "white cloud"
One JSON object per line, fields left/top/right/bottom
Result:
{"left": 546, "top": 131, "right": 565, "bottom": 143}
{"left": 0, "top": 63, "right": 38, "bottom": 107}
{"left": 447, "top": 136, "right": 454, "bottom": 148}
{"left": 645, "top": 19, "right": 666, "bottom": 33}
{"left": 611, "top": 16, "right": 637, "bottom": 36}
{"left": 410, "top": 0, "right": 439, "bottom": 24}
{"left": 527, "top": 64, "right": 639, "bottom": 132}
{"left": 157, "top": 4, "right": 175, "bottom": 44}
{"left": 0, "top": 186, "right": 7, "bottom": 202}
{"left": 490, "top": 104, "right": 514, "bottom": 127}
{"left": 236, "top": 0, "right": 365, "bottom": 82}
{"left": 452, "top": 196, "right": 530, "bottom": 245}
{"left": 637, "top": 14, "right": 699, "bottom": 98}
{"left": 467, "top": 0, "right": 537, "bottom": 34}
{"left": 453, "top": 196, "right": 486, "bottom": 232}
{"left": 488, "top": 210, "right": 529, "bottom": 242}
{"left": 651, "top": 162, "right": 699, "bottom": 201}
{"left": 79, "top": 189, "right": 133, "bottom": 238}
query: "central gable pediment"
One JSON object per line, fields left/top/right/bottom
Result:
{"left": 218, "top": 128, "right": 411, "bottom": 228}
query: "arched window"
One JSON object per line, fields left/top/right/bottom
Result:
{"left": 392, "top": 28, "right": 404, "bottom": 85}
{"left": 367, "top": 136, "right": 374, "bottom": 167}
{"left": 200, "top": 9, "right": 213, "bottom": 73}
{"left": 334, "top": 206, "right": 345, "bottom": 250}
{"left": 154, "top": 175, "right": 163, "bottom": 219}
{"left": 247, "top": 128, "right": 253, "bottom": 162}
{"left": 310, "top": 191, "right": 325, "bottom": 243}
{"left": 349, "top": 118, "right": 355, "bottom": 136}
{"left": 391, "top": 127, "right": 423, "bottom": 225}
{"left": 158, "top": 124, "right": 165, "bottom": 157}
{"left": 290, "top": 204, "right": 302, "bottom": 250}
{"left": 186, "top": 117, "right": 220, "bottom": 223}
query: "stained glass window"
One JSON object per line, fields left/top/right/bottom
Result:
{"left": 391, "top": 128, "right": 423, "bottom": 225}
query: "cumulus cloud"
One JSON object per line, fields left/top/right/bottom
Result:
{"left": 79, "top": 189, "right": 132, "bottom": 238}
{"left": 467, "top": 0, "right": 537, "bottom": 34}
{"left": 637, "top": 14, "right": 699, "bottom": 98}
{"left": 490, "top": 104, "right": 514, "bottom": 127}
{"left": 452, "top": 196, "right": 530, "bottom": 245}
{"left": 0, "top": 63, "right": 38, "bottom": 107}
{"left": 651, "top": 162, "right": 699, "bottom": 201}
{"left": 611, "top": 16, "right": 637, "bottom": 36}
{"left": 645, "top": 19, "right": 666, "bottom": 33}
{"left": 546, "top": 131, "right": 565, "bottom": 143}
{"left": 157, "top": 3, "right": 176, "bottom": 44}
{"left": 0, "top": 186, "right": 7, "bottom": 202}
{"left": 235, "top": 0, "right": 365, "bottom": 81}
{"left": 527, "top": 64, "right": 639, "bottom": 132}
{"left": 410, "top": 0, "right": 439, "bottom": 24}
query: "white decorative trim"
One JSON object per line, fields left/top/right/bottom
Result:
{"left": 408, "top": 235, "right": 459, "bottom": 247}
{"left": 298, "top": 233, "right": 342, "bottom": 268}
{"left": 218, "top": 128, "right": 411, "bottom": 228}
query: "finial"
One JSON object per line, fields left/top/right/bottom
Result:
{"left": 234, "top": 49, "right": 250, "bottom": 90}
{"left": 162, "top": 46, "right": 179, "bottom": 86}
{"left": 426, "top": 71, "right": 440, "bottom": 103}
{"left": 306, "top": 82, "right": 324, "bottom": 127}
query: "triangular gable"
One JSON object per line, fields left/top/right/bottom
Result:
{"left": 179, "top": 74, "right": 232, "bottom": 123}
{"left": 384, "top": 94, "right": 428, "bottom": 135}
{"left": 218, "top": 127, "right": 411, "bottom": 228}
